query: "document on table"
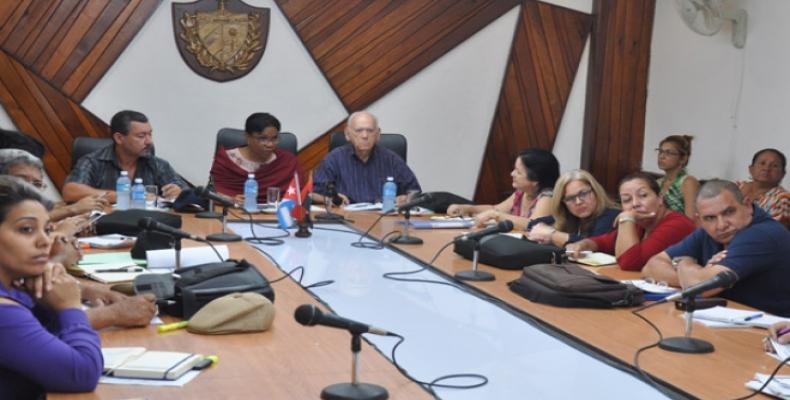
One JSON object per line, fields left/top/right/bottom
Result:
{"left": 745, "top": 373, "right": 790, "bottom": 398}
{"left": 692, "top": 306, "right": 790, "bottom": 328}
{"left": 572, "top": 252, "right": 617, "bottom": 266}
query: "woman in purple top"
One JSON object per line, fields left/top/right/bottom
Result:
{"left": 0, "top": 177, "right": 102, "bottom": 398}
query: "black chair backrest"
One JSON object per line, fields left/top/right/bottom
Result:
{"left": 215, "top": 128, "right": 298, "bottom": 155}
{"left": 329, "top": 132, "right": 407, "bottom": 161}
{"left": 71, "top": 136, "right": 113, "bottom": 169}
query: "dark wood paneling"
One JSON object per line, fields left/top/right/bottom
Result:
{"left": 297, "top": 121, "right": 347, "bottom": 175}
{"left": 0, "top": 50, "right": 109, "bottom": 188}
{"left": 582, "top": 0, "right": 655, "bottom": 193}
{"left": 0, "top": 1, "right": 160, "bottom": 188}
{"left": 276, "top": 0, "right": 521, "bottom": 111}
{"left": 474, "top": 1, "right": 592, "bottom": 204}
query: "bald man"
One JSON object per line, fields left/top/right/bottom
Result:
{"left": 313, "top": 111, "right": 420, "bottom": 205}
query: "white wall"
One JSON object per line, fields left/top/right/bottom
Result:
{"left": 645, "top": 0, "right": 789, "bottom": 185}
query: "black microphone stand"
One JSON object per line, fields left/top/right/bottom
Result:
{"left": 320, "top": 333, "right": 388, "bottom": 400}
{"left": 658, "top": 297, "right": 714, "bottom": 353}
{"left": 206, "top": 204, "right": 242, "bottom": 242}
{"left": 388, "top": 208, "right": 422, "bottom": 245}
{"left": 316, "top": 182, "right": 344, "bottom": 222}
{"left": 196, "top": 177, "right": 222, "bottom": 219}
{"left": 173, "top": 237, "right": 182, "bottom": 271}
{"left": 455, "top": 239, "right": 495, "bottom": 281}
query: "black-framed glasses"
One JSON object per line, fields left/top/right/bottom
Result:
{"left": 563, "top": 189, "right": 593, "bottom": 204}
{"left": 654, "top": 148, "right": 681, "bottom": 157}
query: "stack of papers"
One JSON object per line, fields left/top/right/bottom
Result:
{"left": 745, "top": 373, "right": 790, "bottom": 398}
{"left": 77, "top": 234, "right": 135, "bottom": 249}
{"left": 77, "top": 262, "right": 147, "bottom": 284}
{"left": 692, "top": 306, "right": 790, "bottom": 328}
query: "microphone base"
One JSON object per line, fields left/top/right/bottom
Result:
{"left": 321, "top": 383, "right": 388, "bottom": 400}
{"left": 455, "top": 270, "right": 495, "bottom": 281}
{"left": 206, "top": 232, "right": 242, "bottom": 242}
{"left": 195, "top": 211, "right": 222, "bottom": 219}
{"left": 388, "top": 235, "right": 423, "bottom": 245}
{"left": 658, "top": 337, "right": 714, "bottom": 354}
{"left": 315, "top": 212, "right": 345, "bottom": 222}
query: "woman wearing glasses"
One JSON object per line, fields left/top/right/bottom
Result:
{"left": 655, "top": 134, "right": 700, "bottom": 220}
{"left": 210, "top": 112, "right": 301, "bottom": 204}
{"left": 566, "top": 172, "right": 696, "bottom": 271}
{"left": 527, "top": 170, "right": 619, "bottom": 247}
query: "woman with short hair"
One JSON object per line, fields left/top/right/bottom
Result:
{"left": 446, "top": 148, "right": 560, "bottom": 231}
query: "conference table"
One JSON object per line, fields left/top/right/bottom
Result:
{"left": 50, "top": 210, "right": 783, "bottom": 399}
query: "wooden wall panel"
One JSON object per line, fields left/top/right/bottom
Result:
{"left": 0, "top": 50, "right": 109, "bottom": 187}
{"left": 582, "top": 0, "right": 655, "bottom": 193}
{"left": 276, "top": 0, "right": 521, "bottom": 111}
{"left": 297, "top": 121, "right": 347, "bottom": 175}
{"left": 473, "top": 1, "right": 592, "bottom": 204}
{"left": 0, "top": 1, "right": 160, "bottom": 188}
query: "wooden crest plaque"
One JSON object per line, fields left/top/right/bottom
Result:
{"left": 173, "top": 0, "right": 269, "bottom": 82}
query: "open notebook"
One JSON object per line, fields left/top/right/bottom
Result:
{"left": 102, "top": 347, "right": 204, "bottom": 380}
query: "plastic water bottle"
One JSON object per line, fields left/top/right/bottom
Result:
{"left": 131, "top": 178, "right": 145, "bottom": 209}
{"left": 116, "top": 171, "right": 131, "bottom": 210}
{"left": 382, "top": 176, "right": 396, "bottom": 212}
{"left": 244, "top": 174, "right": 258, "bottom": 212}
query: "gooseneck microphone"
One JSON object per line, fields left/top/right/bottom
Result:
{"left": 455, "top": 220, "right": 514, "bottom": 242}
{"left": 194, "top": 186, "right": 237, "bottom": 208}
{"left": 137, "top": 217, "right": 205, "bottom": 242}
{"left": 294, "top": 304, "right": 391, "bottom": 336}
{"left": 664, "top": 269, "right": 739, "bottom": 302}
{"left": 396, "top": 192, "right": 433, "bottom": 213}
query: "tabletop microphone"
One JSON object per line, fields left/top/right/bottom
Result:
{"left": 664, "top": 270, "right": 739, "bottom": 302}
{"left": 137, "top": 217, "right": 205, "bottom": 242}
{"left": 194, "top": 186, "right": 237, "bottom": 208}
{"left": 294, "top": 304, "right": 392, "bottom": 336}
{"left": 455, "top": 220, "right": 514, "bottom": 242}
{"left": 396, "top": 192, "right": 433, "bottom": 213}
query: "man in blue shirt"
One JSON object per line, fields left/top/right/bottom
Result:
{"left": 313, "top": 111, "right": 421, "bottom": 205}
{"left": 643, "top": 179, "right": 790, "bottom": 317}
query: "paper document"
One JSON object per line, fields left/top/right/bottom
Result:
{"left": 79, "top": 251, "right": 140, "bottom": 266}
{"left": 77, "top": 234, "right": 135, "bottom": 249}
{"left": 146, "top": 245, "right": 229, "bottom": 270}
{"left": 745, "top": 373, "right": 790, "bottom": 398}
{"left": 693, "top": 306, "right": 790, "bottom": 328}
{"left": 572, "top": 252, "right": 617, "bottom": 266}
{"left": 344, "top": 202, "right": 382, "bottom": 212}
{"left": 75, "top": 262, "right": 146, "bottom": 284}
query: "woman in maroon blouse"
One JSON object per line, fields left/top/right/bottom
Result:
{"left": 210, "top": 113, "right": 302, "bottom": 204}
{"left": 567, "top": 172, "right": 696, "bottom": 271}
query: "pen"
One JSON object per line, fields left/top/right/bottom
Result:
{"left": 93, "top": 266, "right": 144, "bottom": 273}
{"left": 743, "top": 313, "right": 763, "bottom": 322}
{"left": 777, "top": 325, "right": 790, "bottom": 337}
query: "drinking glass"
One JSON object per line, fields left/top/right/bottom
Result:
{"left": 144, "top": 185, "right": 158, "bottom": 209}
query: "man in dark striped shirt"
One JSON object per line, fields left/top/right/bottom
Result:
{"left": 62, "top": 110, "right": 188, "bottom": 203}
{"left": 313, "top": 111, "right": 421, "bottom": 205}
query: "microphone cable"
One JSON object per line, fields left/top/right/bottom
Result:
{"left": 228, "top": 209, "right": 290, "bottom": 246}
{"left": 350, "top": 211, "right": 401, "bottom": 250}
{"left": 382, "top": 239, "right": 460, "bottom": 288}
{"left": 249, "top": 245, "right": 334, "bottom": 290}
{"left": 387, "top": 332, "right": 488, "bottom": 395}
{"left": 629, "top": 301, "right": 679, "bottom": 399}
{"left": 732, "top": 354, "right": 790, "bottom": 400}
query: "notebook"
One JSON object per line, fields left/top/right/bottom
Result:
{"left": 571, "top": 252, "right": 617, "bottom": 266}
{"left": 692, "top": 306, "right": 790, "bottom": 328}
{"left": 102, "top": 347, "right": 204, "bottom": 380}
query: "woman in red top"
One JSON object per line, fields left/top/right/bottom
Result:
{"left": 566, "top": 172, "right": 696, "bottom": 271}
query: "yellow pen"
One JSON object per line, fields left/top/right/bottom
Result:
{"left": 157, "top": 321, "right": 188, "bottom": 333}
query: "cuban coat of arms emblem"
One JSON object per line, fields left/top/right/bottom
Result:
{"left": 173, "top": 0, "right": 269, "bottom": 82}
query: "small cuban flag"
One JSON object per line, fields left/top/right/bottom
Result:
{"left": 277, "top": 174, "right": 300, "bottom": 229}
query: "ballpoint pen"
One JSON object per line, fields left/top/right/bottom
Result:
{"left": 743, "top": 313, "right": 763, "bottom": 322}
{"left": 777, "top": 325, "right": 790, "bottom": 337}
{"left": 93, "top": 266, "right": 144, "bottom": 273}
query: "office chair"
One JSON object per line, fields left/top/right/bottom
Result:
{"left": 328, "top": 132, "right": 407, "bottom": 161}
{"left": 71, "top": 136, "right": 113, "bottom": 169}
{"left": 215, "top": 128, "right": 298, "bottom": 155}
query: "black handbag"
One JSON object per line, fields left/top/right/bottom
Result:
{"left": 136, "top": 259, "right": 275, "bottom": 319}
{"left": 453, "top": 234, "right": 565, "bottom": 270}
{"left": 508, "top": 263, "right": 644, "bottom": 308}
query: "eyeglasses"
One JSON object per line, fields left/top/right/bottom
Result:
{"left": 654, "top": 148, "right": 681, "bottom": 157}
{"left": 562, "top": 189, "right": 593, "bottom": 204}
{"left": 12, "top": 174, "right": 47, "bottom": 190}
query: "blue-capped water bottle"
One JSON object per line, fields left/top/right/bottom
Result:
{"left": 382, "top": 176, "right": 396, "bottom": 212}
{"left": 244, "top": 173, "right": 258, "bottom": 212}
{"left": 131, "top": 178, "right": 145, "bottom": 209}
{"left": 116, "top": 171, "right": 131, "bottom": 210}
